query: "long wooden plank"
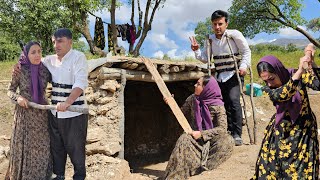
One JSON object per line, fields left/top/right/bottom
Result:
{"left": 141, "top": 57, "right": 193, "bottom": 133}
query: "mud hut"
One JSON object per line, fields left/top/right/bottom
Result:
{"left": 85, "top": 57, "right": 211, "bottom": 179}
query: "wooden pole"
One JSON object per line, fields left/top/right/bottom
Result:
{"left": 118, "top": 69, "right": 126, "bottom": 159}
{"left": 98, "top": 67, "right": 205, "bottom": 82}
{"left": 12, "top": 101, "right": 89, "bottom": 114}
{"left": 249, "top": 67, "right": 257, "bottom": 144}
{"left": 141, "top": 57, "right": 193, "bottom": 133}
{"left": 225, "top": 34, "right": 254, "bottom": 144}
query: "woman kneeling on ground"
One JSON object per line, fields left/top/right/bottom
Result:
{"left": 163, "top": 75, "right": 234, "bottom": 180}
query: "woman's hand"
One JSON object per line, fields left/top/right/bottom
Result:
{"left": 293, "top": 55, "right": 310, "bottom": 81}
{"left": 163, "top": 94, "right": 174, "bottom": 104}
{"left": 17, "top": 96, "right": 28, "bottom": 108}
{"left": 298, "top": 55, "right": 311, "bottom": 71}
{"left": 189, "top": 131, "right": 202, "bottom": 140}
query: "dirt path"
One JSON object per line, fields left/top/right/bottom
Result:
{"left": 0, "top": 79, "right": 319, "bottom": 180}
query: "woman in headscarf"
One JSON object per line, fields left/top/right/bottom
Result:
{"left": 252, "top": 52, "right": 320, "bottom": 179}
{"left": 163, "top": 75, "right": 234, "bottom": 180}
{"left": 6, "top": 41, "right": 52, "bottom": 180}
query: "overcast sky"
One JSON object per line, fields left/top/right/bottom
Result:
{"left": 84, "top": 0, "right": 320, "bottom": 59}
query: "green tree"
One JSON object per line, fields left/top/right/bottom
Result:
{"left": 0, "top": 31, "right": 21, "bottom": 61}
{"left": 307, "top": 18, "right": 320, "bottom": 32}
{"left": 128, "top": 0, "right": 167, "bottom": 57}
{"left": 162, "top": 54, "right": 171, "bottom": 60}
{"left": 0, "top": 0, "right": 74, "bottom": 55}
{"left": 62, "top": 0, "right": 112, "bottom": 57}
{"left": 228, "top": 0, "right": 320, "bottom": 48}
{"left": 286, "top": 43, "right": 299, "bottom": 52}
{"left": 194, "top": 17, "right": 212, "bottom": 47}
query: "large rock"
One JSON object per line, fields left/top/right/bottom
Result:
{"left": 0, "top": 145, "right": 9, "bottom": 163}
{"left": 86, "top": 142, "right": 121, "bottom": 156}
{"left": 86, "top": 155, "right": 131, "bottom": 180}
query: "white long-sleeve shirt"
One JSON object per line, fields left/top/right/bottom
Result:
{"left": 194, "top": 29, "right": 251, "bottom": 82}
{"left": 42, "top": 49, "right": 88, "bottom": 118}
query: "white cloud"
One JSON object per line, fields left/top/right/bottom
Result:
{"left": 246, "top": 38, "right": 269, "bottom": 45}
{"left": 279, "top": 26, "right": 306, "bottom": 37}
{"left": 167, "top": 49, "right": 178, "bottom": 58}
{"left": 148, "top": 33, "right": 178, "bottom": 49}
{"left": 86, "top": 1, "right": 233, "bottom": 56}
{"left": 153, "top": 50, "right": 164, "bottom": 59}
{"left": 150, "top": 0, "right": 232, "bottom": 38}
{"left": 268, "top": 39, "right": 277, "bottom": 43}
{"left": 161, "top": 49, "right": 195, "bottom": 60}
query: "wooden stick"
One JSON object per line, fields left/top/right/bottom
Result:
{"left": 12, "top": 101, "right": 89, "bottom": 114}
{"left": 141, "top": 57, "right": 193, "bottom": 133}
{"left": 225, "top": 34, "right": 254, "bottom": 144}
{"left": 249, "top": 67, "right": 257, "bottom": 144}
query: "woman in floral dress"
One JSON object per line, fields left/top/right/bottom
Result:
{"left": 163, "top": 76, "right": 234, "bottom": 180}
{"left": 252, "top": 53, "right": 320, "bottom": 179}
{"left": 6, "top": 41, "right": 52, "bottom": 180}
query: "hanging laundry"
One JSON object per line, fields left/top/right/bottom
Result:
{"left": 93, "top": 17, "right": 105, "bottom": 50}
{"left": 118, "top": 24, "right": 128, "bottom": 41}
{"left": 107, "top": 24, "right": 114, "bottom": 53}
{"left": 125, "top": 24, "right": 136, "bottom": 45}
{"left": 129, "top": 25, "right": 136, "bottom": 45}
{"left": 125, "top": 24, "right": 132, "bottom": 44}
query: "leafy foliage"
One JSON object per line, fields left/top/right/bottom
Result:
{"left": 307, "top": 18, "right": 320, "bottom": 32}
{"left": 0, "top": 0, "right": 75, "bottom": 55}
{"left": 0, "top": 32, "right": 21, "bottom": 61}
{"left": 194, "top": 17, "right": 211, "bottom": 47}
{"left": 228, "top": 0, "right": 306, "bottom": 38}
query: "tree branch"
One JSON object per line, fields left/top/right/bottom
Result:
{"left": 87, "top": 10, "right": 109, "bottom": 24}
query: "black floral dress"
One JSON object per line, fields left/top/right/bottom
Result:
{"left": 252, "top": 69, "right": 320, "bottom": 180}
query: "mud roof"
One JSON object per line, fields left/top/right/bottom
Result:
{"left": 88, "top": 56, "right": 212, "bottom": 82}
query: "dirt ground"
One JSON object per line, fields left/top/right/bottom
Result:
{"left": 0, "top": 80, "right": 319, "bottom": 180}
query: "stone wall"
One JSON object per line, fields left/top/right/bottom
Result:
{"left": 84, "top": 66, "right": 195, "bottom": 178}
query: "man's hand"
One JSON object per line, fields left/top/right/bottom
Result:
{"left": 56, "top": 102, "right": 71, "bottom": 112}
{"left": 189, "top": 36, "right": 200, "bottom": 51}
{"left": 189, "top": 131, "right": 202, "bottom": 140}
{"left": 12, "top": 63, "right": 21, "bottom": 76}
{"left": 239, "top": 68, "right": 247, "bottom": 76}
{"left": 17, "top": 96, "right": 28, "bottom": 108}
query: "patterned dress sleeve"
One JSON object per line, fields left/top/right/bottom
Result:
{"left": 7, "top": 71, "right": 20, "bottom": 101}
{"left": 180, "top": 95, "right": 193, "bottom": 118}
{"left": 201, "top": 105, "right": 228, "bottom": 142}
{"left": 301, "top": 68, "right": 320, "bottom": 90}
{"left": 262, "top": 78, "right": 300, "bottom": 103}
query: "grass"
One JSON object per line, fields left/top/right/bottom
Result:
{"left": 0, "top": 60, "right": 17, "bottom": 80}
{"left": 247, "top": 51, "right": 320, "bottom": 85}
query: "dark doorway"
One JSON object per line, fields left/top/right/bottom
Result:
{"left": 124, "top": 80, "right": 194, "bottom": 168}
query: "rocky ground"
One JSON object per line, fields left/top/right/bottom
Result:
{"left": 0, "top": 80, "right": 320, "bottom": 180}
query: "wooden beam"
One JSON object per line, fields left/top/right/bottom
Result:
{"left": 169, "top": 66, "right": 180, "bottom": 73}
{"left": 141, "top": 57, "right": 193, "bottom": 133}
{"left": 98, "top": 67, "right": 205, "bottom": 82}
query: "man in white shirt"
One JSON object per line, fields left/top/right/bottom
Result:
{"left": 190, "top": 10, "right": 251, "bottom": 146}
{"left": 46, "top": 28, "right": 88, "bottom": 180}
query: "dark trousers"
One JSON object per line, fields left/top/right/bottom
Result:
{"left": 49, "top": 113, "right": 88, "bottom": 180}
{"left": 218, "top": 74, "right": 243, "bottom": 137}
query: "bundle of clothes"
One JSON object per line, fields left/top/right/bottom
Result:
{"left": 93, "top": 17, "right": 136, "bottom": 52}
